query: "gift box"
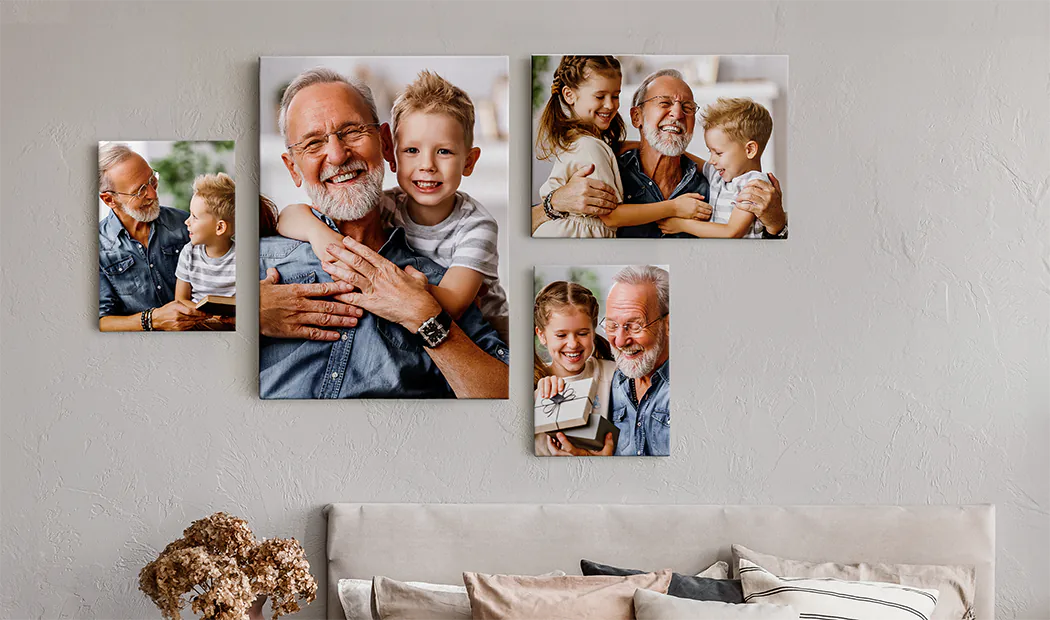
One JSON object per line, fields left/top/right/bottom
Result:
{"left": 555, "top": 410, "right": 620, "bottom": 452}
{"left": 534, "top": 377, "right": 597, "bottom": 434}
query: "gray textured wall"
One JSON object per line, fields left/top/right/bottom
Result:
{"left": 1, "top": 2, "right": 1047, "bottom": 619}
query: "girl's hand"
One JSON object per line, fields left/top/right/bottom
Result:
{"left": 537, "top": 376, "right": 566, "bottom": 400}
{"left": 658, "top": 218, "right": 685, "bottom": 235}
{"left": 671, "top": 193, "right": 710, "bottom": 220}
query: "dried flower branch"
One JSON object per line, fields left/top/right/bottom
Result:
{"left": 138, "top": 512, "right": 317, "bottom": 620}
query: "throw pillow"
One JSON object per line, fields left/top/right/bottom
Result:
{"left": 581, "top": 558, "right": 743, "bottom": 602}
{"left": 634, "top": 589, "right": 798, "bottom": 620}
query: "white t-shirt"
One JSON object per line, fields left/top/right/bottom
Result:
{"left": 381, "top": 188, "right": 509, "bottom": 342}
{"left": 175, "top": 241, "right": 236, "bottom": 303}
{"left": 702, "top": 162, "right": 767, "bottom": 238}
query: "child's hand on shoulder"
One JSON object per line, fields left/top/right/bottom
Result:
{"left": 537, "top": 376, "right": 567, "bottom": 400}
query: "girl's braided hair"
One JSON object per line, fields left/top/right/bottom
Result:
{"left": 535, "top": 56, "right": 626, "bottom": 161}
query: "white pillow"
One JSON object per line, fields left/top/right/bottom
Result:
{"left": 739, "top": 559, "right": 939, "bottom": 620}
{"left": 696, "top": 560, "right": 730, "bottom": 579}
{"left": 634, "top": 588, "right": 798, "bottom": 620}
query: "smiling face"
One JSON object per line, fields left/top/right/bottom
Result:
{"left": 281, "top": 81, "right": 392, "bottom": 222}
{"left": 564, "top": 70, "right": 622, "bottom": 132}
{"left": 185, "top": 194, "right": 223, "bottom": 246}
{"left": 393, "top": 111, "right": 480, "bottom": 213}
{"left": 102, "top": 153, "right": 161, "bottom": 223}
{"left": 537, "top": 306, "right": 596, "bottom": 377}
{"left": 704, "top": 127, "right": 755, "bottom": 182}
{"left": 632, "top": 75, "right": 696, "bottom": 157}
{"left": 605, "top": 282, "right": 669, "bottom": 380}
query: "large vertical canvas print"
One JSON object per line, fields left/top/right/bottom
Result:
{"left": 98, "top": 140, "right": 236, "bottom": 332}
{"left": 534, "top": 265, "right": 671, "bottom": 456}
{"left": 259, "top": 57, "right": 510, "bottom": 399}
{"left": 531, "top": 55, "right": 788, "bottom": 239}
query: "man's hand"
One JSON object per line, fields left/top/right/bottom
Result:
{"left": 547, "top": 432, "right": 616, "bottom": 457}
{"left": 670, "top": 193, "right": 712, "bottom": 220}
{"left": 735, "top": 172, "right": 786, "bottom": 235}
{"left": 550, "top": 164, "right": 619, "bottom": 217}
{"left": 150, "top": 300, "right": 209, "bottom": 331}
{"left": 259, "top": 268, "right": 362, "bottom": 341}
{"left": 322, "top": 237, "right": 442, "bottom": 333}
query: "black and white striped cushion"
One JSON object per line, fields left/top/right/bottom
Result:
{"left": 740, "top": 559, "right": 939, "bottom": 620}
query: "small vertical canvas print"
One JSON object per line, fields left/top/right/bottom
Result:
{"left": 258, "top": 56, "right": 510, "bottom": 399}
{"left": 98, "top": 140, "right": 236, "bottom": 332}
{"left": 534, "top": 265, "right": 671, "bottom": 457}
{"left": 531, "top": 55, "right": 788, "bottom": 239}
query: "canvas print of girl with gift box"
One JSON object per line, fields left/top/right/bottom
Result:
{"left": 533, "top": 265, "right": 671, "bottom": 457}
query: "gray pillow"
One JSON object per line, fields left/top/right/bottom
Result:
{"left": 580, "top": 559, "right": 744, "bottom": 603}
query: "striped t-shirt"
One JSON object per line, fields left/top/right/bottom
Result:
{"left": 703, "top": 162, "right": 768, "bottom": 238}
{"left": 175, "top": 241, "right": 236, "bottom": 303}
{"left": 381, "top": 188, "right": 509, "bottom": 342}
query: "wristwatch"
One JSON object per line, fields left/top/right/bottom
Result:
{"left": 542, "top": 190, "right": 567, "bottom": 220}
{"left": 762, "top": 224, "right": 788, "bottom": 239}
{"left": 418, "top": 310, "right": 452, "bottom": 348}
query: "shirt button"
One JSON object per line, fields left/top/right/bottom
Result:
{"left": 149, "top": 264, "right": 154, "bottom": 268}
{"left": 341, "top": 333, "right": 348, "bottom": 340}
{"left": 637, "top": 422, "right": 642, "bottom": 428}
{"left": 156, "top": 285, "right": 161, "bottom": 289}
{"left": 497, "top": 347, "right": 506, "bottom": 356}
{"left": 637, "top": 450, "right": 642, "bottom": 455}
{"left": 331, "top": 372, "right": 339, "bottom": 379}
{"left": 648, "top": 181, "right": 653, "bottom": 185}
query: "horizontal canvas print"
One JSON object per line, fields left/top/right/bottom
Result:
{"left": 531, "top": 55, "right": 788, "bottom": 239}
{"left": 259, "top": 56, "right": 510, "bottom": 399}
{"left": 98, "top": 140, "right": 236, "bottom": 332}
{"left": 534, "top": 265, "right": 671, "bottom": 457}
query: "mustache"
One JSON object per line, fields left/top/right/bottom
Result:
{"left": 319, "top": 161, "right": 367, "bottom": 183}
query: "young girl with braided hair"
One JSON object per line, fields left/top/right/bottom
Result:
{"left": 534, "top": 56, "right": 711, "bottom": 238}
{"left": 533, "top": 280, "right": 616, "bottom": 456}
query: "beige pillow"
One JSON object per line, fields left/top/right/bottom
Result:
{"left": 634, "top": 589, "right": 798, "bottom": 620}
{"left": 696, "top": 560, "right": 730, "bottom": 579}
{"left": 372, "top": 576, "right": 471, "bottom": 620}
{"left": 463, "top": 570, "right": 673, "bottom": 620}
{"left": 732, "top": 544, "right": 975, "bottom": 620}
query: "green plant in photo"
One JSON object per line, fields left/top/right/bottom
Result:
{"left": 152, "top": 141, "right": 235, "bottom": 212}
{"left": 531, "top": 56, "right": 551, "bottom": 113}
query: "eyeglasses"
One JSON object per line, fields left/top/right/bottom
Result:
{"left": 599, "top": 313, "right": 668, "bottom": 336}
{"left": 286, "top": 122, "right": 381, "bottom": 157}
{"left": 105, "top": 171, "right": 158, "bottom": 200}
{"left": 638, "top": 95, "right": 698, "bottom": 116}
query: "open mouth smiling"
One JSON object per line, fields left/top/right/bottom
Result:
{"left": 413, "top": 180, "right": 443, "bottom": 192}
{"left": 323, "top": 168, "right": 363, "bottom": 186}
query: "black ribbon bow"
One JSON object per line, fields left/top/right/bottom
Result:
{"left": 541, "top": 386, "right": 580, "bottom": 430}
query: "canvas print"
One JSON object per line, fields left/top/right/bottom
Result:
{"left": 258, "top": 56, "right": 510, "bottom": 399}
{"left": 534, "top": 265, "right": 671, "bottom": 456}
{"left": 98, "top": 140, "right": 236, "bottom": 332}
{"left": 531, "top": 55, "right": 788, "bottom": 239}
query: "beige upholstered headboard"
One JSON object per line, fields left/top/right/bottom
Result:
{"left": 323, "top": 503, "right": 995, "bottom": 620}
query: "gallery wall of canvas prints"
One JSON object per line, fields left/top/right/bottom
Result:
{"left": 534, "top": 265, "right": 671, "bottom": 457}
{"left": 97, "top": 140, "right": 237, "bottom": 332}
{"left": 258, "top": 56, "right": 510, "bottom": 400}
{"left": 531, "top": 55, "right": 788, "bottom": 239}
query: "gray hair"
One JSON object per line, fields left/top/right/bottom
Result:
{"left": 277, "top": 67, "right": 379, "bottom": 140}
{"left": 632, "top": 68, "right": 686, "bottom": 108}
{"left": 98, "top": 142, "right": 136, "bottom": 193}
{"left": 613, "top": 265, "right": 670, "bottom": 316}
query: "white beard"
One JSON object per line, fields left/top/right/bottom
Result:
{"left": 613, "top": 323, "right": 668, "bottom": 379}
{"left": 642, "top": 119, "right": 692, "bottom": 157}
{"left": 120, "top": 199, "right": 160, "bottom": 223}
{"left": 300, "top": 161, "right": 384, "bottom": 222}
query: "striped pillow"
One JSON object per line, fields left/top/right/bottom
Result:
{"left": 740, "top": 559, "right": 939, "bottom": 620}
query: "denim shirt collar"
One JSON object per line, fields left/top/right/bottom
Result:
{"left": 310, "top": 208, "right": 410, "bottom": 256}
{"left": 613, "top": 358, "right": 671, "bottom": 388}
{"left": 618, "top": 149, "right": 700, "bottom": 195}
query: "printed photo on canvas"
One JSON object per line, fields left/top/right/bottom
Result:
{"left": 258, "top": 56, "right": 510, "bottom": 399}
{"left": 530, "top": 55, "right": 788, "bottom": 240}
{"left": 98, "top": 140, "right": 236, "bottom": 332}
{"left": 534, "top": 265, "right": 671, "bottom": 457}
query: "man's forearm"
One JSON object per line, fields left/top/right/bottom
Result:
{"left": 531, "top": 204, "right": 548, "bottom": 234}
{"left": 99, "top": 313, "right": 143, "bottom": 332}
{"left": 426, "top": 323, "right": 509, "bottom": 399}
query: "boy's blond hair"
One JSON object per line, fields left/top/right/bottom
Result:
{"left": 193, "top": 172, "right": 236, "bottom": 229}
{"left": 391, "top": 70, "right": 476, "bottom": 148}
{"left": 701, "top": 98, "right": 773, "bottom": 156}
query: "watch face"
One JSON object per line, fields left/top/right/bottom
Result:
{"left": 420, "top": 317, "right": 448, "bottom": 347}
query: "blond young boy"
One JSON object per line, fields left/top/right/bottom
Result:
{"left": 279, "top": 70, "right": 509, "bottom": 341}
{"left": 175, "top": 172, "right": 237, "bottom": 305}
{"left": 658, "top": 97, "right": 773, "bottom": 238}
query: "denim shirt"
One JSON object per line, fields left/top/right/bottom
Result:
{"left": 615, "top": 149, "right": 709, "bottom": 238}
{"left": 258, "top": 215, "right": 509, "bottom": 399}
{"left": 610, "top": 359, "right": 671, "bottom": 456}
{"left": 98, "top": 206, "right": 189, "bottom": 317}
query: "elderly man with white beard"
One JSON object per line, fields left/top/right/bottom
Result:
{"left": 257, "top": 68, "right": 508, "bottom": 399}
{"left": 532, "top": 69, "right": 787, "bottom": 238}
{"left": 547, "top": 265, "right": 671, "bottom": 457}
